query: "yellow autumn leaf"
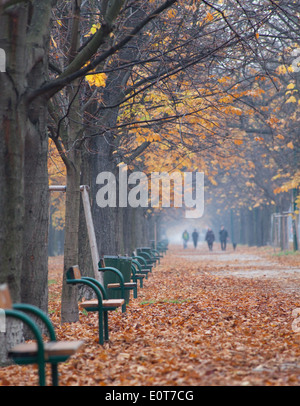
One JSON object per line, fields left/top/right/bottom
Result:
{"left": 147, "top": 133, "right": 161, "bottom": 142}
{"left": 85, "top": 72, "right": 107, "bottom": 88}
{"left": 51, "top": 36, "right": 57, "bottom": 48}
{"left": 276, "top": 65, "right": 288, "bottom": 74}
{"left": 287, "top": 83, "right": 295, "bottom": 89}
{"left": 287, "top": 141, "right": 294, "bottom": 149}
{"left": 206, "top": 12, "right": 214, "bottom": 21}
{"left": 167, "top": 9, "right": 177, "bottom": 18}
{"left": 85, "top": 22, "right": 101, "bottom": 37}
{"left": 218, "top": 76, "right": 230, "bottom": 84}
{"left": 286, "top": 95, "right": 297, "bottom": 103}
{"left": 233, "top": 139, "right": 243, "bottom": 145}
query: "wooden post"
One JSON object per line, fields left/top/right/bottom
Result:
{"left": 80, "top": 186, "right": 101, "bottom": 281}
{"left": 49, "top": 185, "right": 101, "bottom": 282}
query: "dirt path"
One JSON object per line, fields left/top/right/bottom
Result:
{"left": 1, "top": 245, "right": 300, "bottom": 386}
{"left": 178, "top": 244, "right": 300, "bottom": 296}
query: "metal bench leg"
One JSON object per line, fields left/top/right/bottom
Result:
{"left": 99, "top": 311, "right": 104, "bottom": 345}
{"left": 104, "top": 311, "right": 109, "bottom": 342}
{"left": 51, "top": 363, "right": 59, "bottom": 386}
{"left": 38, "top": 362, "right": 46, "bottom": 386}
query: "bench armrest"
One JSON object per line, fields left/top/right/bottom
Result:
{"left": 131, "top": 264, "right": 137, "bottom": 277}
{"left": 98, "top": 266, "right": 125, "bottom": 284}
{"left": 131, "top": 259, "right": 142, "bottom": 272}
{"left": 82, "top": 277, "right": 107, "bottom": 299}
{"left": 151, "top": 249, "right": 162, "bottom": 258}
{"left": 13, "top": 303, "right": 56, "bottom": 341}
{"left": 137, "top": 252, "right": 156, "bottom": 264}
{"left": 132, "top": 255, "right": 147, "bottom": 267}
{"left": 98, "top": 266, "right": 126, "bottom": 308}
{"left": 132, "top": 256, "right": 153, "bottom": 270}
{"left": 4, "top": 308, "right": 45, "bottom": 365}
{"left": 66, "top": 278, "right": 103, "bottom": 309}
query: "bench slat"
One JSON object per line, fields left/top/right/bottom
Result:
{"left": 80, "top": 298, "right": 124, "bottom": 309}
{"left": 9, "top": 340, "right": 84, "bottom": 360}
{"left": 107, "top": 282, "right": 136, "bottom": 288}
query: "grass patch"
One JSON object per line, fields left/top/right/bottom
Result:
{"left": 140, "top": 298, "right": 191, "bottom": 305}
{"left": 140, "top": 300, "right": 156, "bottom": 305}
{"left": 272, "top": 250, "right": 300, "bottom": 257}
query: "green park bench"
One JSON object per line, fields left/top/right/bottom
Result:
{"left": 136, "top": 247, "right": 160, "bottom": 266}
{"left": 151, "top": 248, "right": 163, "bottom": 263}
{"left": 100, "top": 256, "right": 137, "bottom": 307}
{"left": 156, "top": 239, "right": 169, "bottom": 255}
{"left": 66, "top": 266, "right": 124, "bottom": 345}
{"left": 0, "top": 283, "right": 83, "bottom": 386}
{"left": 131, "top": 260, "right": 146, "bottom": 288}
{"left": 132, "top": 254, "right": 153, "bottom": 277}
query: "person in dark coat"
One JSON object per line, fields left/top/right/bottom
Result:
{"left": 205, "top": 228, "right": 215, "bottom": 251}
{"left": 219, "top": 225, "right": 228, "bottom": 251}
{"left": 192, "top": 229, "right": 199, "bottom": 248}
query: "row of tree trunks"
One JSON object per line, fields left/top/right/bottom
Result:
{"left": 214, "top": 197, "right": 294, "bottom": 250}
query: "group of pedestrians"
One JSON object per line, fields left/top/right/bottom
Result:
{"left": 182, "top": 225, "right": 229, "bottom": 251}
{"left": 182, "top": 229, "right": 199, "bottom": 249}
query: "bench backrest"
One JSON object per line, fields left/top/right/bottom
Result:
{"left": 67, "top": 266, "right": 82, "bottom": 280}
{"left": 0, "top": 283, "right": 12, "bottom": 309}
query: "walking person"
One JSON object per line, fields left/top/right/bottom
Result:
{"left": 182, "top": 230, "right": 189, "bottom": 249}
{"left": 219, "top": 225, "right": 228, "bottom": 251}
{"left": 205, "top": 228, "right": 215, "bottom": 251}
{"left": 192, "top": 229, "right": 199, "bottom": 248}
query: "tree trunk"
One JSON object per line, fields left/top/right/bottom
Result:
{"left": 0, "top": 4, "right": 28, "bottom": 363}
{"left": 0, "top": 1, "right": 54, "bottom": 355}
{"left": 0, "top": 4, "right": 26, "bottom": 299}
{"left": 60, "top": 151, "right": 81, "bottom": 323}
{"left": 58, "top": 0, "right": 85, "bottom": 323}
{"left": 86, "top": 3, "right": 150, "bottom": 258}
{"left": 22, "top": 95, "right": 50, "bottom": 315}
{"left": 91, "top": 134, "right": 119, "bottom": 256}
{"left": 21, "top": 0, "right": 54, "bottom": 331}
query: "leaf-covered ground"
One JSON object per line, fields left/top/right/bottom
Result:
{"left": 1, "top": 244, "right": 300, "bottom": 386}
